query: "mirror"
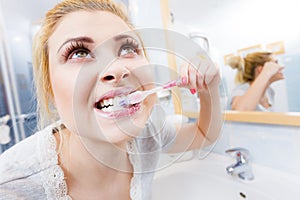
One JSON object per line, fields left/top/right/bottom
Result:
{"left": 169, "top": 0, "right": 300, "bottom": 114}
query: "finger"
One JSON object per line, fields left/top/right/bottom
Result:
{"left": 196, "top": 70, "right": 204, "bottom": 89}
{"left": 196, "top": 62, "right": 206, "bottom": 77}
{"left": 188, "top": 64, "right": 198, "bottom": 90}
{"left": 180, "top": 61, "right": 189, "bottom": 86}
{"left": 278, "top": 65, "right": 285, "bottom": 71}
{"left": 204, "top": 62, "right": 218, "bottom": 85}
{"left": 277, "top": 70, "right": 285, "bottom": 78}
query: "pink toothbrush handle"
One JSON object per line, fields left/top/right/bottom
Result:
{"left": 162, "top": 78, "right": 182, "bottom": 89}
{"left": 119, "top": 78, "right": 181, "bottom": 106}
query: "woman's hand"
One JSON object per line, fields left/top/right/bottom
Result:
{"left": 261, "top": 61, "right": 285, "bottom": 84}
{"left": 179, "top": 56, "right": 221, "bottom": 94}
{"left": 170, "top": 56, "right": 223, "bottom": 150}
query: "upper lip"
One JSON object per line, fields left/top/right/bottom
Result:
{"left": 95, "top": 87, "right": 137, "bottom": 103}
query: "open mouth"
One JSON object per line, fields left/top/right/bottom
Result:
{"left": 93, "top": 88, "right": 142, "bottom": 118}
{"left": 94, "top": 95, "right": 139, "bottom": 112}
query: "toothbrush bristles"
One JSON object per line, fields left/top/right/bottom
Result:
{"left": 117, "top": 95, "right": 131, "bottom": 107}
{"left": 119, "top": 99, "right": 129, "bottom": 107}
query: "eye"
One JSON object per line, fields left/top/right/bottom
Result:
{"left": 62, "top": 41, "right": 94, "bottom": 62}
{"left": 119, "top": 46, "right": 138, "bottom": 57}
{"left": 70, "top": 50, "right": 91, "bottom": 59}
{"left": 118, "top": 38, "right": 140, "bottom": 58}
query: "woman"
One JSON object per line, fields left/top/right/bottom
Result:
{"left": 227, "top": 52, "right": 284, "bottom": 111}
{"left": 0, "top": 0, "right": 222, "bottom": 199}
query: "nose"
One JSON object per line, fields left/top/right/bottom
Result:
{"left": 101, "top": 67, "right": 130, "bottom": 84}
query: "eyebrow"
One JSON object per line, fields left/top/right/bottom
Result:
{"left": 114, "top": 34, "right": 138, "bottom": 42}
{"left": 57, "top": 36, "right": 95, "bottom": 54}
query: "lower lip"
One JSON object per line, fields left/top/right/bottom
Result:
{"left": 94, "top": 104, "right": 141, "bottom": 119}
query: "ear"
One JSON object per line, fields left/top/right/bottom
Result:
{"left": 256, "top": 66, "right": 263, "bottom": 74}
{"left": 253, "top": 65, "right": 263, "bottom": 78}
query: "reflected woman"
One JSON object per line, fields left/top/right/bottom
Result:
{"left": 227, "top": 52, "right": 284, "bottom": 111}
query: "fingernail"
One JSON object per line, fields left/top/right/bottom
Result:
{"left": 190, "top": 88, "right": 196, "bottom": 94}
{"left": 181, "top": 77, "right": 188, "bottom": 85}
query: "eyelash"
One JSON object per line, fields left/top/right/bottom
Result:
{"left": 61, "top": 38, "right": 141, "bottom": 62}
{"left": 62, "top": 41, "right": 91, "bottom": 62}
{"left": 118, "top": 38, "right": 140, "bottom": 57}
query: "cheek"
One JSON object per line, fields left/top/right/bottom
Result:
{"left": 50, "top": 65, "right": 86, "bottom": 127}
{"left": 127, "top": 58, "right": 154, "bottom": 84}
{"left": 50, "top": 69, "right": 75, "bottom": 117}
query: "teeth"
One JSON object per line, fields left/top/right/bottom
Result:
{"left": 102, "top": 106, "right": 113, "bottom": 112}
{"left": 113, "top": 96, "right": 120, "bottom": 105}
{"left": 97, "top": 95, "right": 130, "bottom": 112}
{"left": 104, "top": 99, "right": 109, "bottom": 106}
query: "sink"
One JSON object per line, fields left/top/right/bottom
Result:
{"left": 152, "top": 153, "right": 300, "bottom": 200}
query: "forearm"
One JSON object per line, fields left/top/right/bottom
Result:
{"left": 232, "top": 74, "right": 271, "bottom": 111}
{"left": 168, "top": 61, "right": 223, "bottom": 152}
{"left": 197, "top": 85, "right": 222, "bottom": 146}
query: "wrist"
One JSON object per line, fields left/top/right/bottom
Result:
{"left": 257, "top": 71, "right": 272, "bottom": 85}
{"left": 198, "top": 86, "right": 219, "bottom": 102}
{"left": 260, "top": 70, "right": 274, "bottom": 80}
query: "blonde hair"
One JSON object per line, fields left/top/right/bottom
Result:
{"left": 227, "top": 52, "right": 272, "bottom": 84}
{"left": 226, "top": 55, "right": 245, "bottom": 84}
{"left": 32, "top": 0, "right": 131, "bottom": 128}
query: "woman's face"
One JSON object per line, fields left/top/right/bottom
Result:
{"left": 48, "top": 11, "right": 155, "bottom": 144}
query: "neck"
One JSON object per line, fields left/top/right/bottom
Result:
{"left": 55, "top": 129, "right": 133, "bottom": 196}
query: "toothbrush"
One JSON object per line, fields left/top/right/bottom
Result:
{"left": 117, "top": 79, "right": 182, "bottom": 107}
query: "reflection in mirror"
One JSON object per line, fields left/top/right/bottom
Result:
{"left": 226, "top": 52, "right": 284, "bottom": 112}
{"left": 169, "top": 0, "right": 300, "bottom": 113}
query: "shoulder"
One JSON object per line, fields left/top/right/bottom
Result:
{"left": 0, "top": 123, "right": 57, "bottom": 185}
{"left": 233, "top": 83, "right": 250, "bottom": 91}
{"left": 230, "top": 83, "right": 250, "bottom": 98}
{"left": 0, "top": 177, "right": 47, "bottom": 200}
{"left": 227, "top": 83, "right": 250, "bottom": 108}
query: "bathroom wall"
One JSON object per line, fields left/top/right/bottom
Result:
{"left": 129, "top": 0, "right": 171, "bottom": 84}
{"left": 0, "top": 0, "right": 61, "bottom": 152}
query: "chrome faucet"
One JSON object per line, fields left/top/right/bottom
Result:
{"left": 225, "top": 147, "right": 254, "bottom": 180}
